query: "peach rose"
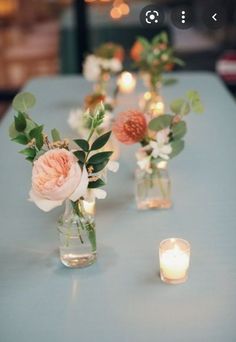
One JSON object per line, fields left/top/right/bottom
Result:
{"left": 29, "top": 149, "right": 88, "bottom": 212}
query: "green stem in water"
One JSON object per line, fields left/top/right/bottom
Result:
{"left": 155, "top": 167, "right": 167, "bottom": 200}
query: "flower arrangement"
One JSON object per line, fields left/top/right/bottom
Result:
{"left": 9, "top": 92, "right": 117, "bottom": 267}
{"left": 130, "top": 32, "right": 184, "bottom": 91}
{"left": 113, "top": 90, "right": 204, "bottom": 209}
{"left": 83, "top": 42, "right": 124, "bottom": 94}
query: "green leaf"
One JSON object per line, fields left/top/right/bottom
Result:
{"left": 91, "top": 131, "right": 111, "bottom": 151}
{"left": 51, "top": 128, "right": 61, "bottom": 142}
{"left": 74, "top": 150, "right": 86, "bottom": 163}
{"left": 9, "top": 122, "right": 19, "bottom": 139}
{"left": 169, "top": 140, "right": 185, "bottom": 159}
{"left": 88, "top": 151, "right": 113, "bottom": 164}
{"left": 170, "top": 98, "right": 190, "bottom": 116}
{"left": 19, "top": 147, "right": 37, "bottom": 159}
{"left": 74, "top": 139, "right": 89, "bottom": 152}
{"left": 173, "top": 57, "right": 185, "bottom": 66}
{"left": 88, "top": 178, "right": 106, "bottom": 189}
{"left": 25, "top": 119, "right": 37, "bottom": 135}
{"left": 137, "top": 36, "right": 150, "bottom": 49}
{"left": 12, "top": 92, "right": 36, "bottom": 112}
{"left": 162, "top": 78, "right": 177, "bottom": 86}
{"left": 87, "top": 224, "right": 96, "bottom": 252}
{"left": 172, "top": 121, "right": 187, "bottom": 140}
{"left": 25, "top": 156, "right": 35, "bottom": 163}
{"left": 192, "top": 101, "right": 204, "bottom": 114}
{"left": 148, "top": 114, "right": 172, "bottom": 132}
{"left": 12, "top": 134, "right": 29, "bottom": 145}
{"left": 14, "top": 113, "right": 27, "bottom": 132}
{"left": 29, "top": 125, "right": 44, "bottom": 150}
{"left": 87, "top": 160, "right": 109, "bottom": 173}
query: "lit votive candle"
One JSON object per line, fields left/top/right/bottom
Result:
{"left": 159, "top": 238, "right": 191, "bottom": 284}
{"left": 117, "top": 72, "right": 136, "bottom": 93}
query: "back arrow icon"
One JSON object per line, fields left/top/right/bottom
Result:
{"left": 212, "top": 13, "right": 217, "bottom": 21}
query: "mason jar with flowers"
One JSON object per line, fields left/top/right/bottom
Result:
{"left": 83, "top": 42, "right": 124, "bottom": 95}
{"left": 113, "top": 90, "right": 204, "bottom": 210}
{"left": 130, "top": 32, "right": 184, "bottom": 117}
{"left": 9, "top": 93, "right": 118, "bottom": 268}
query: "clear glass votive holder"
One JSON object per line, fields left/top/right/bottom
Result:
{"left": 159, "top": 238, "right": 191, "bottom": 284}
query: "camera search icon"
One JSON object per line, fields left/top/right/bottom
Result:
{"left": 140, "top": 5, "right": 165, "bottom": 28}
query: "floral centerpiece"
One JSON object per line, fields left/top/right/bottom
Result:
{"left": 9, "top": 92, "right": 117, "bottom": 268}
{"left": 83, "top": 42, "right": 124, "bottom": 95}
{"left": 113, "top": 90, "right": 204, "bottom": 210}
{"left": 130, "top": 32, "right": 184, "bottom": 116}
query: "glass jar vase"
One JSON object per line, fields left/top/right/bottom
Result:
{"left": 58, "top": 199, "right": 96, "bottom": 268}
{"left": 135, "top": 163, "right": 172, "bottom": 210}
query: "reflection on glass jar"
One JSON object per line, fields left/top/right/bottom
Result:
{"left": 58, "top": 200, "right": 96, "bottom": 268}
{"left": 135, "top": 165, "right": 172, "bottom": 210}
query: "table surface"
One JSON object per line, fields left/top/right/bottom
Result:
{"left": 1, "top": 73, "right": 236, "bottom": 342}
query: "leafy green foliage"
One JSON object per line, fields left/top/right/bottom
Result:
{"left": 29, "top": 125, "right": 44, "bottom": 150}
{"left": 172, "top": 121, "right": 187, "bottom": 140}
{"left": 186, "top": 90, "right": 204, "bottom": 113}
{"left": 91, "top": 131, "right": 111, "bottom": 151}
{"left": 170, "top": 98, "right": 190, "bottom": 116}
{"left": 169, "top": 140, "right": 185, "bottom": 158}
{"left": 19, "top": 147, "right": 37, "bottom": 162}
{"left": 51, "top": 128, "right": 61, "bottom": 142}
{"left": 14, "top": 113, "right": 27, "bottom": 132}
{"left": 88, "top": 151, "right": 113, "bottom": 164}
{"left": 74, "top": 139, "right": 89, "bottom": 152}
{"left": 87, "top": 160, "right": 109, "bottom": 173}
{"left": 74, "top": 150, "right": 86, "bottom": 163}
{"left": 162, "top": 78, "right": 177, "bottom": 86}
{"left": 12, "top": 134, "right": 29, "bottom": 145}
{"left": 12, "top": 92, "right": 36, "bottom": 113}
{"left": 148, "top": 115, "right": 172, "bottom": 132}
{"left": 88, "top": 178, "right": 106, "bottom": 189}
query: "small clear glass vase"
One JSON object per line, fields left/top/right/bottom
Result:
{"left": 135, "top": 164, "right": 172, "bottom": 210}
{"left": 57, "top": 200, "right": 96, "bottom": 268}
{"left": 139, "top": 75, "right": 165, "bottom": 117}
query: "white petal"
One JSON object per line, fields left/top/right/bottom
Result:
{"left": 69, "top": 167, "right": 89, "bottom": 202}
{"left": 160, "top": 144, "right": 172, "bottom": 155}
{"left": 107, "top": 161, "right": 119, "bottom": 173}
{"left": 29, "top": 190, "right": 63, "bottom": 212}
{"left": 94, "top": 188, "right": 107, "bottom": 199}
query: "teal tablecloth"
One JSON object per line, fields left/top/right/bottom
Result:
{"left": 1, "top": 73, "right": 236, "bottom": 342}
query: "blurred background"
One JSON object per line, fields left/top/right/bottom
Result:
{"left": 0, "top": 0, "right": 235, "bottom": 119}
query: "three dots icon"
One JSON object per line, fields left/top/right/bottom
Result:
{"left": 181, "top": 10, "right": 186, "bottom": 24}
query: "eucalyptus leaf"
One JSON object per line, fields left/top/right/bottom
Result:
{"left": 25, "top": 119, "right": 37, "bottom": 135}
{"left": 87, "top": 226, "right": 96, "bottom": 252}
{"left": 88, "top": 178, "right": 106, "bottom": 189}
{"left": 9, "top": 123, "right": 19, "bottom": 139}
{"left": 170, "top": 98, "right": 190, "bottom": 116}
{"left": 51, "top": 128, "right": 61, "bottom": 142}
{"left": 88, "top": 151, "right": 113, "bottom": 164}
{"left": 14, "top": 113, "right": 27, "bottom": 132}
{"left": 148, "top": 114, "right": 172, "bottom": 132}
{"left": 12, "top": 92, "right": 36, "bottom": 112}
{"left": 172, "top": 121, "right": 187, "bottom": 140}
{"left": 74, "top": 139, "right": 89, "bottom": 152}
{"left": 169, "top": 140, "right": 185, "bottom": 159}
{"left": 91, "top": 131, "right": 111, "bottom": 151}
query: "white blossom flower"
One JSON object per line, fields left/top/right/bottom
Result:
{"left": 109, "top": 58, "right": 122, "bottom": 73}
{"left": 150, "top": 128, "right": 172, "bottom": 160}
{"left": 107, "top": 160, "right": 119, "bottom": 173}
{"left": 68, "top": 108, "right": 83, "bottom": 131}
{"left": 136, "top": 148, "right": 152, "bottom": 174}
{"left": 85, "top": 188, "right": 107, "bottom": 201}
{"left": 83, "top": 55, "right": 101, "bottom": 82}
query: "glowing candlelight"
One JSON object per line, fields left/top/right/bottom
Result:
{"left": 117, "top": 72, "right": 136, "bottom": 93}
{"left": 159, "top": 238, "right": 190, "bottom": 284}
